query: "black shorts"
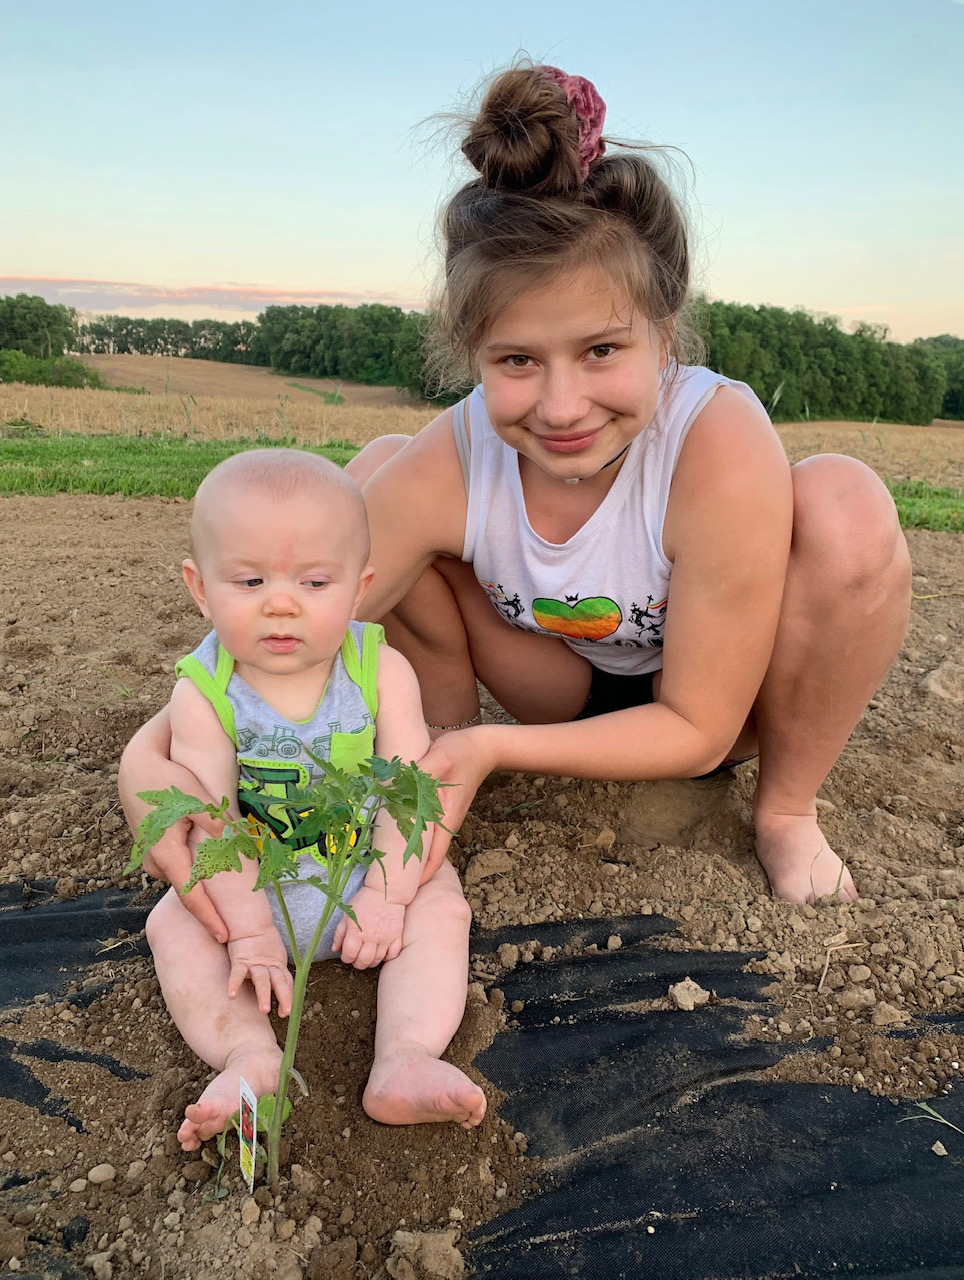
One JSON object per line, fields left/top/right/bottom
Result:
{"left": 574, "top": 665, "right": 756, "bottom": 780}
{"left": 574, "top": 666, "right": 657, "bottom": 719}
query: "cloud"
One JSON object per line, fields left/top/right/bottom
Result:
{"left": 0, "top": 276, "right": 426, "bottom": 318}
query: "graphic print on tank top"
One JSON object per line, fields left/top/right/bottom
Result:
{"left": 480, "top": 581, "right": 668, "bottom": 650}
{"left": 480, "top": 581, "right": 526, "bottom": 622}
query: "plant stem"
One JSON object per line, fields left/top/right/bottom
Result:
{"left": 265, "top": 903, "right": 331, "bottom": 1184}
{"left": 264, "top": 853, "right": 353, "bottom": 1184}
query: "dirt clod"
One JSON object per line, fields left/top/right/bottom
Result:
{"left": 669, "top": 977, "right": 711, "bottom": 1010}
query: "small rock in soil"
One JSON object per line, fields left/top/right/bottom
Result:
{"left": 668, "top": 977, "right": 710, "bottom": 1011}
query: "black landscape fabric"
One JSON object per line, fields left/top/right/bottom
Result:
{"left": 2, "top": 888, "right": 963, "bottom": 1280}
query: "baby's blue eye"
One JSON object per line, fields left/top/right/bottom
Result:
{"left": 241, "top": 577, "right": 262, "bottom": 588}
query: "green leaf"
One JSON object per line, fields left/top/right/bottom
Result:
{"left": 252, "top": 834, "right": 300, "bottom": 889}
{"left": 255, "top": 1091, "right": 292, "bottom": 1132}
{"left": 216, "top": 1120, "right": 233, "bottom": 1159}
{"left": 293, "top": 804, "right": 354, "bottom": 849}
{"left": 124, "top": 787, "right": 226, "bottom": 874}
{"left": 182, "top": 834, "right": 245, "bottom": 892}
{"left": 366, "top": 754, "right": 400, "bottom": 784}
{"left": 378, "top": 759, "right": 446, "bottom": 865}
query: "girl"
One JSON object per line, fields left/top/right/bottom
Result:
{"left": 121, "top": 63, "right": 910, "bottom": 914}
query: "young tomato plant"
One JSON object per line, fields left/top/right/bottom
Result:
{"left": 125, "top": 753, "right": 444, "bottom": 1185}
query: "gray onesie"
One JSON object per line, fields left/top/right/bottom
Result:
{"left": 176, "top": 620, "right": 384, "bottom": 959}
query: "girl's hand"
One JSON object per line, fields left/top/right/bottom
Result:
{"left": 146, "top": 807, "right": 227, "bottom": 942}
{"left": 154, "top": 813, "right": 228, "bottom": 941}
{"left": 119, "top": 710, "right": 228, "bottom": 943}
{"left": 420, "top": 725, "right": 500, "bottom": 865}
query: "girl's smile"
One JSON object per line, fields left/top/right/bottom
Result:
{"left": 537, "top": 425, "right": 606, "bottom": 454}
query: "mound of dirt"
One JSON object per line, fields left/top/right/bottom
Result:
{"left": 0, "top": 494, "right": 962, "bottom": 1278}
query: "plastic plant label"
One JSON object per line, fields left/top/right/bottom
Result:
{"left": 239, "top": 1077, "right": 257, "bottom": 1193}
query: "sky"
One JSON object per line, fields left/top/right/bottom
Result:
{"left": 2, "top": 0, "right": 962, "bottom": 343}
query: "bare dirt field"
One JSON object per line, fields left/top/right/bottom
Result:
{"left": 0, "top": 419, "right": 962, "bottom": 1278}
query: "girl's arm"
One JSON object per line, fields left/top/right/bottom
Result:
{"left": 119, "top": 706, "right": 227, "bottom": 941}
{"left": 332, "top": 645, "right": 433, "bottom": 970}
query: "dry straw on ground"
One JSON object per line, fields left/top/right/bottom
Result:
{"left": 0, "top": 382, "right": 429, "bottom": 448}
{"left": 777, "top": 421, "right": 964, "bottom": 488}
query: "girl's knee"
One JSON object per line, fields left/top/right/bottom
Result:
{"left": 345, "top": 435, "right": 412, "bottom": 486}
{"left": 791, "top": 455, "right": 908, "bottom": 587}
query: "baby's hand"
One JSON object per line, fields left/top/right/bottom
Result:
{"left": 226, "top": 926, "right": 293, "bottom": 1016}
{"left": 332, "top": 885, "right": 406, "bottom": 971}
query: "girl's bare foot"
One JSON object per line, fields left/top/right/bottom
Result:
{"left": 363, "top": 1044, "right": 487, "bottom": 1129}
{"left": 178, "top": 1042, "right": 283, "bottom": 1151}
{"left": 754, "top": 810, "right": 858, "bottom": 903}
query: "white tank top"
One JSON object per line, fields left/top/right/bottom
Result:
{"left": 457, "top": 364, "right": 762, "bottom": 675}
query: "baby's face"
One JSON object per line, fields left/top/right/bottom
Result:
{"left": 185, "top": 487, "right": 372, "bottom": 680}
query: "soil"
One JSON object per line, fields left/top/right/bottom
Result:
{"left": 79, "top": 355, "right": 421, "bottom": 410}
{"left": 0, "top": 480, "right": 962, "bottom": 1278}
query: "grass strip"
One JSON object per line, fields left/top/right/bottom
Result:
{"left": 1, "top": 432, "right": 961, "bottom": 533}
{"left": 0, "top": 432, "right": 360, "bottom": 499}
{"left": 285, "top": 382, "right": 345, "bottom": 405}
{"left": 886, "top": 480, "right": 964, "bottom": 533}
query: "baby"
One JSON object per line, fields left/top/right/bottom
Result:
{"left": 141, "top": 448, "right": 484, "bottom": 1149}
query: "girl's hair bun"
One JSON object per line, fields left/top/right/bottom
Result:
{"left": 460, "top": 65, "right": 585, "bottom": 197}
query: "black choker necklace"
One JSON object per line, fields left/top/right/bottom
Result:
{"left": 563, "top": 442, "right": 631, "bottom": 485}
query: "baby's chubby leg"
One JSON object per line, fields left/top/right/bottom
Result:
{"left": 363, "top": 860, "right": 485, "bottom": 1129}
{"left": 145, "top": 889, "right": 282, "bottom": 1151}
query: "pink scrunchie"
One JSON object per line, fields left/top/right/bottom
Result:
{"left": 539, "top": 65, "right": 607, "bottom": 178}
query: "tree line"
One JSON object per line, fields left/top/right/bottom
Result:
{"left": 73, "top": 303, "right": 428, "bottom": 391}
{"left": 0, "top": 295, "right": 104, "bottom": 388}
{"left": 693, "top": 301, "right": 955, "bottom": 426}
{"left": 76, "top": 315, "right": 262, "bottom": 364}
{"left": 1, "top": 291, "right": 961, "bottom": 423}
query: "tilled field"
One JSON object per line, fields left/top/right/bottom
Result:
{"left": 0, "top": 461, "right": 962, "bottom": 1277}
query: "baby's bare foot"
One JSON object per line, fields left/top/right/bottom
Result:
{"left": 364, "top": 1045, "right": 487, "bottom": 1129}
{"left": 754, "top": 811, "right": 857, "bottom": 904}
{"left": 178, "top": 1043, "right": 283, "bottom": 1152}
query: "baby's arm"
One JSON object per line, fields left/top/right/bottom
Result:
{"left": 333, "top": 645, "right": 432, "bottom": 970}
{"left": 169, "top": 679, "right": 292, "bottom": 1015}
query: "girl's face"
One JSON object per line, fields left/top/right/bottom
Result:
{"left": 478, "top": 267, "right": 667, "bottom": 485}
